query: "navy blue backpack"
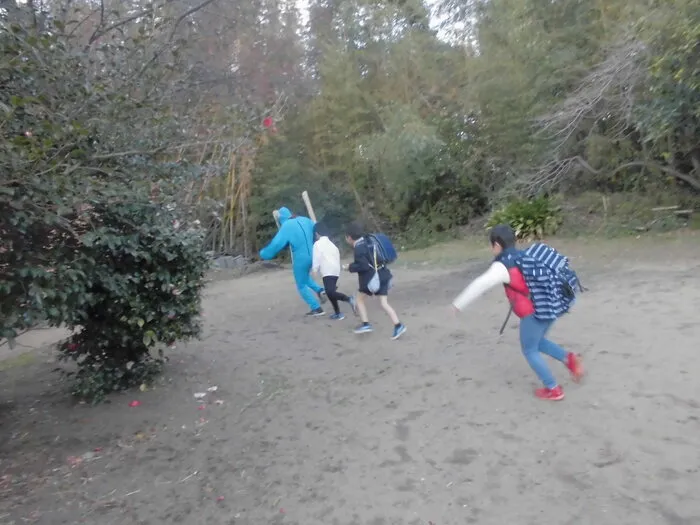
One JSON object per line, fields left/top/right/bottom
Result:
{"left": 367, "top": 233, "right": 398, "bottom": 266}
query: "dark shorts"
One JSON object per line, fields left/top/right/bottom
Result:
{"left": 359, "top": 277, "right": 391, "bottom": 297}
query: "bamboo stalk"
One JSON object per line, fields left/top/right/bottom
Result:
{"left": 240, "top": 152, "right": 251, "bottom": 258}
{"left": 228, "top": 152, "right": 236, "bottom": 254}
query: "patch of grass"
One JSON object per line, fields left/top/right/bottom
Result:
{"left": 394, "top": 227, "right": 461, "bottom": 251}
{"left": 688, "top": 213, "right": 700, "bottom": 230}
{"left": 396, "top": 229, "right": 699, "bottom": 269}
{"left": 557, "top": 191, "right": 699, "bottom": 237}
{"left": 397, "top": 237, "right": 491, "bottom": 268}
{"left": 0, "top": 351, "right": 37, "bottom": 372}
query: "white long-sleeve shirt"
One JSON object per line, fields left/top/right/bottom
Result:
{"left": 312, "top": 236, "right": 341, "bottom": 277}
{"left": 452, "top": 261, "right": 511, "bottom": 311}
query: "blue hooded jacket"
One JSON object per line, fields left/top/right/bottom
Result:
{"left": 259, "top": 207, "right": 316, "bottom": 263}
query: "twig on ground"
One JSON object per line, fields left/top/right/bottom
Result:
{"left": 99, "top": 489, "right": 117, "bottom": 500}
{"left": 178, "top": 471, "right": 198, "bottom": 483}
{"left": 238, "top": 388, "right": 284, "bottom": 415}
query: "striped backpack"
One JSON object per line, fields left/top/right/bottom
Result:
{"left": 513, "top": 243, "right": 585, "bottom": 321}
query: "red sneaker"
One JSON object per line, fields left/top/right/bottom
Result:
{"left": 535, "top": 385, "right": 565, "bottom": 401}
{"left": 566, "top": 353, "right": 584, "bottom": 383}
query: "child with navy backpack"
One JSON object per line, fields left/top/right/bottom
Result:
{"left": 451, "top": 224, "right": 584, "bottom": 401}
{"left": 344, "top": 222, "right": 407, "bottom": 340}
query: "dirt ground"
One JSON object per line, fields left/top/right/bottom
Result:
{"left": 1, "top": 234, "right": 700, "bottom": 525}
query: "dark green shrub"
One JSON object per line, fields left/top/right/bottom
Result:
{"left": 1, "top": 188, "right": 208, "bottom": 403}
{"left": 0, "top": 6, "right": 216, "bottom": 403}
{"left": 56, "top": 197, "right": 207, "bottom": 402}
{"left": 487, "top": 197, "right": 562, "bottom": 239}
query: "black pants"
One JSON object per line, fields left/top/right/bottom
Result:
{"left": 322, "top": 276, "right": 350, "bottom": 314}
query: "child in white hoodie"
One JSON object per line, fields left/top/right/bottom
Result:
{"left": 312, "top": 223, "right": 356, "bottom": 320}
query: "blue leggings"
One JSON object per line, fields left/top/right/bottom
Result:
{"left": 292, "top": 258, "right": 323, "bottom": 310}
{"left": 519, "top": 315, "right": 568, "bottom": 389}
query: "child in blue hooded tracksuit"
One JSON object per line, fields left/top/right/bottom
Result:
{"left": 259, "top": 207, "right": 327, "bottom": 316}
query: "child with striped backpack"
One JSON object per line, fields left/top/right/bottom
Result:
{"left": 451, "top": 224, "right": 585, "bottom": 401}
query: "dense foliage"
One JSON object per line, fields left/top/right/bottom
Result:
{"left": 0, "top": 2, "right": 216, "bottom": 400}
{"left": 249, "top": 0, "right": 699, "bottom": 243}
{"left": 55, "top": 197, "right": 207, "bottom": 402}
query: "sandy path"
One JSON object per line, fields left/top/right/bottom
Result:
{"left": 1, "top": 235, "right": 699, "bottom": 525}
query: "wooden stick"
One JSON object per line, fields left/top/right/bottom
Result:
{"left": 301, "top": 190, "right": 317, "bottom": 223}
{"left": 499, "top": 306, "right": 513, "bottom": 335}
{"left": 272, "top": 210, "right": 293, "bottom": 264}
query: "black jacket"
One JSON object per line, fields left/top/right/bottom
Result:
{"left": 348, "top": 237, "right": 391, "bottom": 291}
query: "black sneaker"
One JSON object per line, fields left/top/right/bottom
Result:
{"left": 316, "top": 290, "right": 328, "bottom": 304}
{"left": 306, "top": 308, "right": 325, "bottom": 317}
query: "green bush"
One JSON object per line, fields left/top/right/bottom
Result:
{"left": 0, "top": 23, "right": 210, "bottom": 403}
{"left": 487, "top": 197, "right": 562, "bottom": 239}
{"left": 1, "top": 187, "right": 208, "bottom": 403}
{"left": 57, "top": 198, "right": 208, "bottom": 402}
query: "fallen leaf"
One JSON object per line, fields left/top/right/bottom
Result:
{"left": 67, "top": 456, "right": 83, "bottom": 467}
{"left": 129, "top": 401, "right": 141, "bottom": 408}
{"left": 217, "top": 496, "right": 225, "bottom": 502}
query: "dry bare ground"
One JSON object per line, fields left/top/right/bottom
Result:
{"left": 1, "top": 234, "right": 699, "bottom": 525}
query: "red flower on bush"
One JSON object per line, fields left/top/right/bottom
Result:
{"left": 262, "top": 116, "right": 273, "bottom": 128}
{"left": 66, "top": 343, "right": 78, "bottom": 351}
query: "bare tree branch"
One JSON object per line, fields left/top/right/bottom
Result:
{"left": 523, "top": 155, "right": 700, "bottom": 194}
{"left": 134, "top": 0, "right": 220, "bottom": 80}
{"left": 536, "top": 39, "right": 648, "bottom": 149}
{"left": 87, "top": 0, "right": 182, "bottom": 45}
{"left": 86, "top": 0, "right": 105, "bottom": 45}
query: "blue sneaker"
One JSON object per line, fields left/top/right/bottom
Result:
{"left": 329, "top": 313, "right": 345, "bottom": 321}
{"left": 391, "top": 323, "right": 407, "bottom": 340}
{"left": 306, "top": 308, "right": 325, "bottom": 317}
{"left": 353, "top": 323, "right": 373, "bottom": 334}
{"left": 348, "top": 296, "right": 358, "bottom": 316}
